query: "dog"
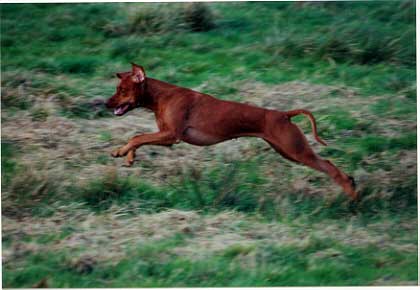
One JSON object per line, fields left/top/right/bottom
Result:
{"left": 105, "top": 63, "right": 358, "bottom": 199}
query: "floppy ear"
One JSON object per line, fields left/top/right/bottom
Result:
{"left": 131, "top": 63, "right": 146, "bottom": 83}
{"left": 116, "top": 72, "right": 124, "bottom": 79}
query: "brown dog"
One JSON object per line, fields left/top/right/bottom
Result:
{"left": 106, "top": 63, "right": 357, "bottom": 199}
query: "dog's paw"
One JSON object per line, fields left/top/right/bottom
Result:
{"left": 111, "top": 147, "right": 128, "bottom": 158}
{"left": 111, "top": 148, "right": 121, "bottom": 158}
{"left": 348, "top": 176, "right": 356, "bottom": 189}
{"left": 123, "top": 151, "right": 136, "bottom": 167}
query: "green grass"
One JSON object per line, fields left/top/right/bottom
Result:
{"left": 1, "top": 1, "right": 417, "bottom": 287}
{"left": 70, "top": 155, "right": 416, "bottom": 221}
{"left": 1, "top": 2, "right": 415, "bottom": 95}
{"left": 3, "top": 235, "right": 417, "bottom": 287}
{"left": 1, "top": 141, "right": 18, "bottom": 186}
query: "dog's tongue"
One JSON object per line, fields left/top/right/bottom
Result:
{"left": 114, "top": 104, "right": 129, "bottom": 116}
{"left": 114, "top": 107, "right": 123, "bottom": 115}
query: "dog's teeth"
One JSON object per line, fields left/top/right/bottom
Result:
{"left": 114, "top": 104, "right": 129, "bottom": 116}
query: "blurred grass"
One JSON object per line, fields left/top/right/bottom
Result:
{"left": 72, "top": 154, "right": 416, "bottom": 221}
{"left": 1, "top": 2, "right": 415, "bottom": 93}
{"left": 1, "top": 1, "right": 417, "bottom": 287}
{"left": 3, "top": 235, "right": 417, "bottom": 287}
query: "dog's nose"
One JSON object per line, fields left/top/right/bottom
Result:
{"left": 105, "top": 95, "right": 118, "bottom": 108}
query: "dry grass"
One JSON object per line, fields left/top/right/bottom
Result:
{"left": 2, "top": 79, "right": 416, "bottom": 216}
{"left": 3, "top": 207, "right": 416, "bottom": 268}
{"left": 3, "top": 80, "right": 415, "bottom": 187}
{"left": 2, "top": 79, "right": 416, "bottom": 285}
{"left": 2, "top": 2, "right": 416, "bottom": 286}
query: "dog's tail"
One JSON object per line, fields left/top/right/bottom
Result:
{"left": 286, "top": 109, "right": 328, "bottom": 146}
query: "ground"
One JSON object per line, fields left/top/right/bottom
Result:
{"left": 1, "top": 2, "right": 417, "bottom": 287}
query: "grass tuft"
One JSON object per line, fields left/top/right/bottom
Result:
{"left": 1, "top": 2, "right": 416, "bottom": 287}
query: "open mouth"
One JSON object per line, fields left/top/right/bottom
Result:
{"left": 114, "top": 103, "right": 130, "bottom": 116}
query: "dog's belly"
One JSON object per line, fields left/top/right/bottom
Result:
{"left": 181, "top": 127, "right": 229, "bottom": 146}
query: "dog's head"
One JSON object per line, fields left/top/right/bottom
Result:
{"left": 106, "top": 63, "right": 146, "bottom": 116}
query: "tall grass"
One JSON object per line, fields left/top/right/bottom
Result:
{"left": 74, "top": 156, "right": 416, "bottom": 221}
{"left": 1, "top": 2, "right": 417, "bottom": 287}
{"left": 262, "top": 1, "right": 415, "bottom": 67}
{"left": 1, "top": 1, "right": 416, "bottom": 221}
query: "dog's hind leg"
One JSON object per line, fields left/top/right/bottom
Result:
{"left": 265, "top": 118, "right": 357, "bottom": 199}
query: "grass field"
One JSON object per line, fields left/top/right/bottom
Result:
{"left": 1, "top": 2, "right": 417, "bottom": 287}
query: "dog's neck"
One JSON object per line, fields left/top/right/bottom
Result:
{"left": 138, "top": 78, "right": 183, "bottom": 112}
{"left": 136, "top": 78, "right": 155, "bottom": 111}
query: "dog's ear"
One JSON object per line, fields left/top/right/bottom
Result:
{"left": 131, "top": 63, "right": 146, "bottom": 83}
{"left": 116, "top": 72, "right": 124, "bottom": 79}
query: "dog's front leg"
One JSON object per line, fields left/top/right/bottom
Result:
{"left": 124, "top": 150, "right": 136, "bottom": 167}
{"left": 111, "top": 131, "right": 178, "bottom": 166}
